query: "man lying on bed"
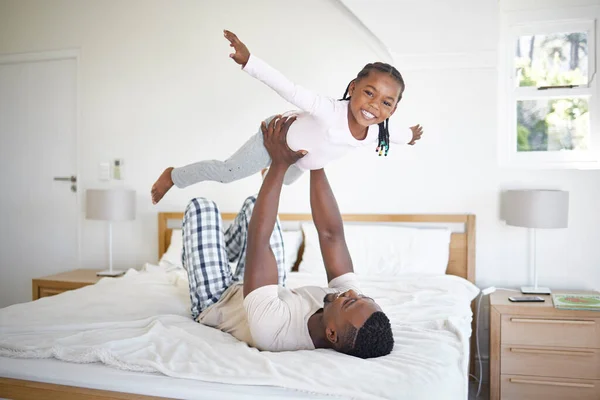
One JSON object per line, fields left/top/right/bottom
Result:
{"left": 181, "top": 115, "right": 394, "bottom": 359}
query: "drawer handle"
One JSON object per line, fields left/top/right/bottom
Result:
{"left": 510, "top": 348, "right": 595, "bottom": 357}
{"left": 510, "top": 318, "right": 596, "bottom": 325}
{"left": 510, "top": 378, "right": 595, "bottom": 388}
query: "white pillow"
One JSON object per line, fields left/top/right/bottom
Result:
{"left": 159, "top": 229, "right": 183, "bottom": 268}
{"left": 281, "top": 230, "right": 303, "bottom": 272}
{"left": 298, "top": 223, "right": 451, "bottom": 276}
{"left": 159, "top": 228, "right": 304, "bottom": 272}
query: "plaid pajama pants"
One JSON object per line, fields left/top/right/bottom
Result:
{"left": 182, "top": 196, "right": 286, "bottom": 320}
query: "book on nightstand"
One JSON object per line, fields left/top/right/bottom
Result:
{"left": 552, "top": 293, "right": 600, "bottom": 311}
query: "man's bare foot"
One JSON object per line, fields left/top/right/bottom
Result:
{"left": 151, "top": 167, "right": 174, "bottom": 204}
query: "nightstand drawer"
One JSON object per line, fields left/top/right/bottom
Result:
{"left": 501, "top": 315, "right": 600, "bottom": 348}
{"left": 501, "top": 345, "right": 600, "bottom": 380}
{"left": 501, "top": 375, "right": 600, "bottom": 400}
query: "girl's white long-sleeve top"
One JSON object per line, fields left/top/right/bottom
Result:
{"left": 243, "top": 54, "right": 412, "bottom": 170}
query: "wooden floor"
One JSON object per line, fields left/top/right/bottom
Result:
{"left": 469, "top": 382, "right": 490, "bottom": 400}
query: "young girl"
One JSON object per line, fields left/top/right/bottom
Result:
{"left": 151, "top": 30, "right": 423, "bottom": 204}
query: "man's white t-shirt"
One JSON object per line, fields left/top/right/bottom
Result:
{"left": 197, "top": 273, "right": 360, "bottom": 351}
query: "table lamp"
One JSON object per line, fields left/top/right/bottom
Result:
{"left": 86, "top": 189, "right": 136, "bottom": 277}
{"left": 500, "top": 189, "right": 569, "bottom": 294}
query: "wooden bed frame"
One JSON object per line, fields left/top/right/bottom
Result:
{"left": 1, "top": 212, "right": 476, "bottom": 400}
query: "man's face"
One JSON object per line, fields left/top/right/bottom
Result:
{"left": 322, "top": 290, "right": 382, "bottom": 345}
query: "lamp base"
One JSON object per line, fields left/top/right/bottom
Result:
{"left": 521, "top": 286, "right": 551, "bottom": 295}
{"left": 96, "top": 269, "right": 126, "bottom": 277}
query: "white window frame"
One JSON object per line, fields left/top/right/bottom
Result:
{"left": 498, "top": 6, "right": 600, "bottom": 169}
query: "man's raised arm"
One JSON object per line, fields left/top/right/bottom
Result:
{"left": 309, "top": 169, "right": 353, "bottom": 282}
{"left": 243, "top": 116, "right": 306, "bottom": 297}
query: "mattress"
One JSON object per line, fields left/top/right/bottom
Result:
{"left": 0, "top": 266, "right": 479, "bottom": 400}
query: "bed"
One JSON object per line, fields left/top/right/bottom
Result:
{"left": 0, "top": 212, "right": 478, "bottom": 400}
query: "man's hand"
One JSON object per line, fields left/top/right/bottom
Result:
{"left": 261, "top": 116, "right": 307, "bottom": 168}
{"left": 224, "top": 30, "right": 250, "bottom": 67}
{"left": 408, "top": 124, "right": 424, "bottom": 145}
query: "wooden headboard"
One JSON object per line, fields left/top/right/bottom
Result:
{"left": 158, "top": 212, "right": 476, "bottom": 284}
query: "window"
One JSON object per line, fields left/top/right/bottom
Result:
{"left": 499, "top": 8, "right": 600, "bottom": 169}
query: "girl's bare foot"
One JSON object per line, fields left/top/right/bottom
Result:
{"left": 151, "top": 167, "right": 174, "bottom": 204}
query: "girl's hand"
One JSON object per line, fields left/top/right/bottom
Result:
{"left": 224, "top": 30, "right": 250, "bottom": 67}
{"left": 408, "top": 124, "right": 423, "bottom": 145}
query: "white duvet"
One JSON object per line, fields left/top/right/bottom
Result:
{"left": 0, "top": 266, "right": 479, "bottom": 400}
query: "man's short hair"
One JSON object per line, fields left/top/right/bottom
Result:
{"left": 346, "top": 311, "right": 394, "bottom": 359}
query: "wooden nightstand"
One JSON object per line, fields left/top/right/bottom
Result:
{"left": 489, "top": 290, "right": 600, "bottom": 400}
{"left": 32, "top": 269, "right": 108, "bottom": 300}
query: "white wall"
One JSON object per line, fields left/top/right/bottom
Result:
{"left": 338, "top": 0, "right": 600, "bottom": 288}
{"left": 0, "top": 0, "right": 400, "bottom": 273}
{"left": 1, "top": 0, "right": 599, "bottom": 379}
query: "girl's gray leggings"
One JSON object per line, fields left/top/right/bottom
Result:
{"left": 171, "top": 117, "right": 304, "bottom": 188}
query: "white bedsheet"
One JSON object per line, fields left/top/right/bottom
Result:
{"left": 0, "top": 267, "right": 479, "bottom": 400}
{"left": 0, "top": 357, "right": 333, "bottom": 399}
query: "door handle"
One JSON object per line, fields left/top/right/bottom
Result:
{"left": 53, "top": 176, "right": 77, "bottom": 183}
{"left": 53, "top": 176, "right": 77, "bottom": 192}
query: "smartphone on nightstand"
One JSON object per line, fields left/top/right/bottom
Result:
{"left": 508, "top": 296, "right": 545, "bottom": 302}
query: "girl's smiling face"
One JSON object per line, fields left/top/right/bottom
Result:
{"left": 348, "top": 70, "right": 404, "bottom": 128}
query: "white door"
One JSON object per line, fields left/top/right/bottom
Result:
{"left": 0, "top": 55, "right": 78, "bottom": 307}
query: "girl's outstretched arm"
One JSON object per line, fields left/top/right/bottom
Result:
{"left": 388, "top": 123, "right": 423, "bottom": 145}
{"left": 224, "top": 30, "right": 335, "bottom": 120}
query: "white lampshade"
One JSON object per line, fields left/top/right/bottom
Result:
{"left": 501, "top": 189, "right": 569, "bottom": 229}
{"left": 86, "top": 189, "right": 136, "bottom": 221}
